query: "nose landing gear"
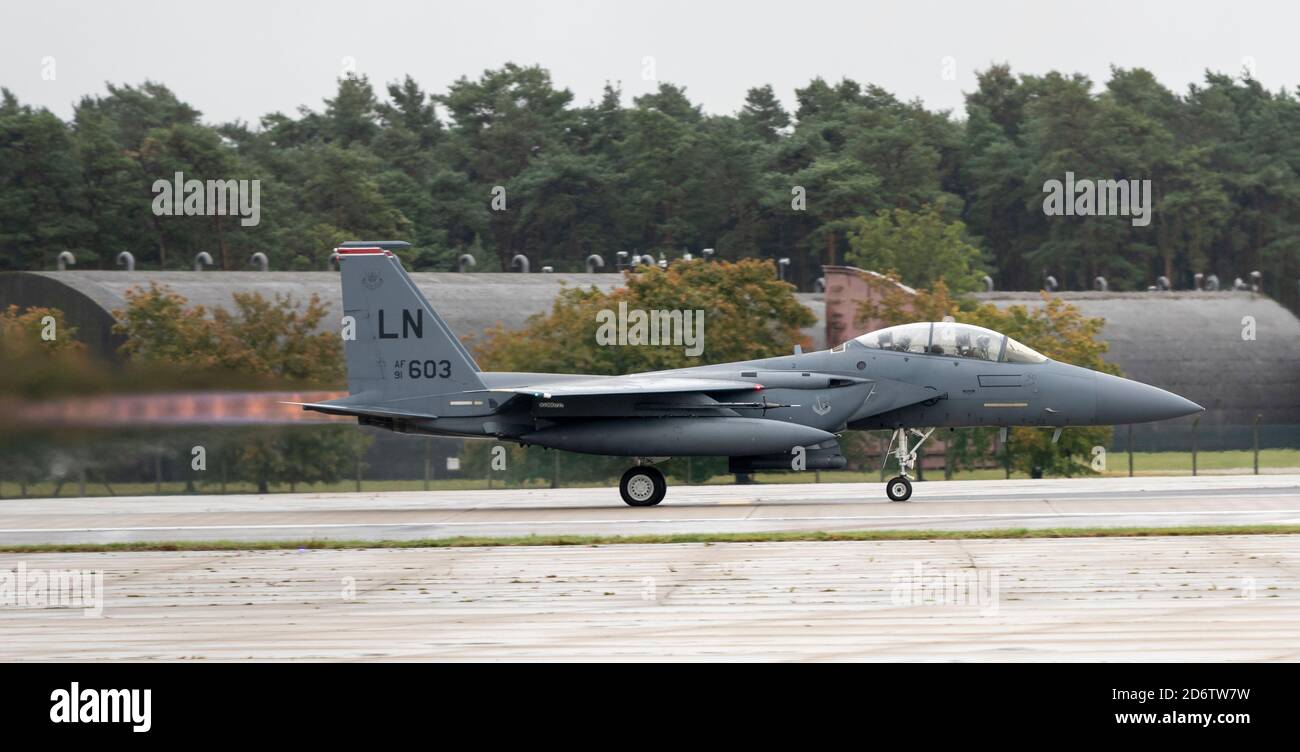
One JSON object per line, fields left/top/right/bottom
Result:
{"left": 883, "top": 427, "right": 934, "bottom": 502}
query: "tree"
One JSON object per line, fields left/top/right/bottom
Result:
{"left": 616, "top": 97, "right": 705, "bottom": 254}
{"left": 4, "top": 62, "right": 1299, "bottom": 315}
{"left": 322, "top": 74, "right": 381, "bottom": 147}
{"left": 510, "top": 151, "right": 618, "bottom": 270}
{"left": 113, "top": 283, "right": 343, "bottom": 385}
{"left": 0, "top": 304, "right": 83, "bottom": 355}
{"left": 377, "top": 75, "right": 443, "bottom": 151}
{"left": 633, "top": 83, "right": 703, "bottom": 123}
{"left": 295, "top": 143, "right": 410, "bottom": 264}
{"left": 0, "top": 305, "right": 90, "bottom": 399}
{"left": 0, "top": 90, "right": 93, "bottom": 270}
{"left": 74, "top": 82, "right": 200, "bottom": 152}
{"left": 74, "top": 107, "right": 151, "bottom": 266}
{"left": 112, "top": 283, "right": 216, "bottom": 365}
{"left": 233, "top": 425, "right": 363, "bottom": 494}
{"left": 437, "top": 64, "right": 578, "bottom": 269}
{"left": 111, "top": 284, "right": 367, "bottom": 492}
{"left": 473, "top": 258, "right": 815, "bottom": 374}
{"left": 209, "top": 292, "right": 344, "bottom": 384}
{"left": 738, "top": 84, "right": 790, "bottom": 142}
{"left": 138, "top": 122, "right": 246, "bottom": 269}
{"left": 845, "top": 206, "right": 986, "bottom": 292}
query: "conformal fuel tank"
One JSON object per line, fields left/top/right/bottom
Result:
{"left": 520, "top": 417, "right": 837, "bottom": 456}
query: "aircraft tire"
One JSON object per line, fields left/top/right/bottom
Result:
{"left": 885, "top": 476, "right": 912, "bottom": 502}
{"left": 620, "top": 466, "right": 666, "bottom": 506}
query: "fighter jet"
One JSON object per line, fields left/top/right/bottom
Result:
{"left": 296, "top": 241, "right": 1203, "bottom": 504}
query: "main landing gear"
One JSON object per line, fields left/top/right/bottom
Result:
{"left": 620, "top": 465, "right": 666, "bottom": 506}
{"left": 882, "top": 427, "right": 934, "bottom": 502}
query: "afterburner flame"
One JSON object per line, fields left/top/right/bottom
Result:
{"left": 6, "top": 391, "right": 350, "bottom": 428}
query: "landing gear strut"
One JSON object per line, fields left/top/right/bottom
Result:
{"left": 882, "top": 427, "right": 934, "bottom": 502}
{"left": 620, "top": 465, "right": 666, "bottom": 506}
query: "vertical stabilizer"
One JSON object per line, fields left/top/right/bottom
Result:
{"left": 336, "top": 244, "right": 485, "bottom": 404}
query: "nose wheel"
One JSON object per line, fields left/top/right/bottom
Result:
{"left": 620, "top": 465, "right": 666, "bottom": 506}
{"left": 886, "top": 476, "right": 912, "bottom": 502}
{"left": 882, "top": 427, "right": 933, "bottom": 502}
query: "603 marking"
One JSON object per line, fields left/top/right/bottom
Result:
{"left": 408, "top": 359, "right": 451, "bottom": 379}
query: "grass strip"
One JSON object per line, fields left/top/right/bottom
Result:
{"left": 2, "top": 524, "right": 1298, "bottom": 554}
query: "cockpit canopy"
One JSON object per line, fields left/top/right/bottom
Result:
{"left": 851, "top": 322, "right": 1048, "bottom": 364}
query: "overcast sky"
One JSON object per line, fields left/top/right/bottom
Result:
{"left": 4, "top": 0, "right": 1294, "bottom": 125}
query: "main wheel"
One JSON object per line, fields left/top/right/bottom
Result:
{"left": 885, "top": 476, "right": 912, "bottom": 502}
{"left": 620, "top": 466, "right": 667, "bottom": 506}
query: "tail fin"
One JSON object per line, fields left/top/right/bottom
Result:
{"left": 337, "top": 243, "right": 485, "bottom": 403}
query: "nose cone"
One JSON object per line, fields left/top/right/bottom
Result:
{"left": 1093, "top": 371, "right": 1204, "bottom": 425}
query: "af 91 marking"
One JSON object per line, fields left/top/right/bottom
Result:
{"left": 409, "top": 359, "right": 451, "bottom": 379}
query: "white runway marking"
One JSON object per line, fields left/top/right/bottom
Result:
{"left": 3, "top": 508, "right": 1299, "bottom": 535}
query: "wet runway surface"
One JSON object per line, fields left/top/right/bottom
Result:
{"left": 2, "top": 535, "right": 1297, "bottom": 661}
{"left": 1, "top": 475, "right": 1298, "bottom": 545}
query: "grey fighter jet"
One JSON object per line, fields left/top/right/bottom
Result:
{"left": 296, "top": 241, "right": 1203, "bottom": 504}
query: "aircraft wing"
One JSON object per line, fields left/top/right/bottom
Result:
{"left": 485, "top": 375, "right": 762, "bottom": 399}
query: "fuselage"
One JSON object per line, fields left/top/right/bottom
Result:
{"left": 386, "top": 334, "right": 1202, "bottom": 452}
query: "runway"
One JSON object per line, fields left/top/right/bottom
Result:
{"left": 2, "top": 535, "right": 1297, "bottom": 660}
{"left": 1, "top": 475, "right": 1299, "bottom": 545}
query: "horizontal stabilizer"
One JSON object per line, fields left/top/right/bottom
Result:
{"left": 284, "top": 401, "right": 438, "bottom": 421}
